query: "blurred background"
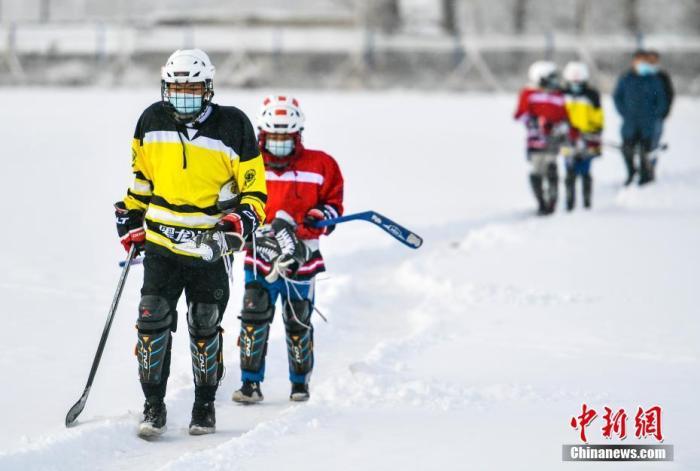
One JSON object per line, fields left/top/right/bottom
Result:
{"left": 0, "top": 0, "right": 699, "bottom": 92}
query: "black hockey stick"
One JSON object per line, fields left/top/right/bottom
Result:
{"left": 65, "top": 245, "right": 137, "bottom": 427}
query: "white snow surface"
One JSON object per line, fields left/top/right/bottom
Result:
{"left": 0, "top": 89, "right": 698, "bottom": 470}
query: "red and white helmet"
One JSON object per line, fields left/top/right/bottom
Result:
{"left": 256, "top": 95, "right": 305, "bottom": 134}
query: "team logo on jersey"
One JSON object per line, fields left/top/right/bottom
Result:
{"left": 243, "top": 169, "right": 256, "bottom": 190}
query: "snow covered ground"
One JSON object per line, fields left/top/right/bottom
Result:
{"left": 0, "top": 89, "right": 698, "bottom": 470}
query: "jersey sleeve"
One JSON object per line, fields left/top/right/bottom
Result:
{"left": 590, "top": 89, "right": 604, "bottom": 133}
{"left": 319, "top": 155, "right": 344, "bottom": 218}
{"left": 123, "top": 114, "right": 153, "bottom": 212}
{"left": 232, "top": 113, "right": 267, "bottom": 223}
{"left": 513, "top": 89, "right": 530, "bottom": 120}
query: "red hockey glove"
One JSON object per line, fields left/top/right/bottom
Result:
{"left": 115, "top": 202, "right": 145, "bottom": 253}
{"left": 299, "top": 205, "right": 337, "bottom": 239}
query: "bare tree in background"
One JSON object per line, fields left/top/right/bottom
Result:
{"left": 514, "top": 0, "right": 527, "bottom": 34}
{"left": 575, "top": 0, "right": 588, "bottom": 34}
{"left": 364, "top": 0, "right": 401, "bottom": 33}
{"left": 625, "top": 0, "right": 639, "bottom": 34}
{"left": 442, "top": 0, "right": 458, "bottom": 35}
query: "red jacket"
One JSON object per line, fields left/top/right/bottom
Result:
{"left": 245, "top": 145, "right": 344, "bottom": 279}
{"left": 514, "top": 87, "right": 570, "bottom": 151}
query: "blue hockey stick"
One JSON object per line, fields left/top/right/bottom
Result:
{"left": 313, "top": 211, "right": 423, "bottom": 249}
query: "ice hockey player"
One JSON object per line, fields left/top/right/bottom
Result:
{"left": 231, "top": 95, "right": 344, "bottom": 403}
{"left": 613, "top": 50, "right": 669, "bottom": 185}
{"left": 561, "top": 61, "right": 604, "bottom": 210}
{"left": 514, "top": 61, "right": 571, "bottom": 215}
{"left": 115, "top": 49, "right": 267, "bottom": 437}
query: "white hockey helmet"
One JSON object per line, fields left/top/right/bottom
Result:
{"left": 160, "top": 49, "right": 215, "bottom": 123}
{"left": 161, "top": 49, "right": 215, "bottom": 83}
{"left": 563, "top": 61, "right": 590, "bottom": 83}
{"left": 256, "top": 95, "right": 305, "bottom": 135}
{"left": 528, "top": 60, "right": 558, "bottom": 87}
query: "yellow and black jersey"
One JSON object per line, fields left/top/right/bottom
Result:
{"left": 564, "top": 86, "right": 604, "bottom": 134}
{"left": 123, "top": 102, "right": 267, "bottom": 258}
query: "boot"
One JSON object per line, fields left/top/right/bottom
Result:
{"left": 138, "top": 396, "right": 167, "bottom": 438}
{"left": 565, "top": 169, "right": 576, "bottom": 211}
{"left": 189, "top": 401, "right": 216, "bottom": 435}
{"left": 290, "top": 383, "right": 310, "bottom": 402}
{"left": 545, "top": 163, "right": 559, "bottom": 214}
{"left": 529, "top": 174, "right": 547, "bottom": 215}
{"left": 232, "top": 381, "right": 264, "bottom": 403}
{"left": 638, "top": 150, "right": 653, "bottom": 185}
{"left": 582, "top": 174, "right": 592, "bottom": 209}
{"left": 622, "top": 142, "right": 637, "bottom": 186}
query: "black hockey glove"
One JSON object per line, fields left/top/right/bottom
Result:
{"left": 114, "top": 201, "right": 145, "bottom": 254}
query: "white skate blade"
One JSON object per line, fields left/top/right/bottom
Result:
{"left": 137, "top": 422, "right": 166, "bottom": 438}
{"left": 289, "top": 392, "right": 310, "bottom": 402}
{"left": 231, "top": 390, "right": 264, "bottom": 404}
{"left": 189, "top": 425, "right": 216, "bottom": 435}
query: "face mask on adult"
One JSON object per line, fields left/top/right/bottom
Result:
{"left": 635, "top": 62, "right": 658, "bottom": 76}
{"left": 170, "top": 93, "right": 203, "bottom": 115}
{"left": 265, "top": 138, "right": 295, "bottom": 157}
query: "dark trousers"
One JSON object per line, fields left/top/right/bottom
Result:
{"left": 140, "top": 250, "right": 230, "bottom": 402}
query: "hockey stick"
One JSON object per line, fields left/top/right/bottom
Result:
{"left": 66, "top": 245, "right": 137, "bottom": 427}
{"left": 313, "top": 211, "right": 423, "bottom": 249}
{"left": 603, "top": 141, "right": 668, "bottom": 152}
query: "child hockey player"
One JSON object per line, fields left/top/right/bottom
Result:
{"left": 116, "top": 49, "right": 266, "bottom": 437}
{"left": 232, "top": 95, "right": 344, "bottom": 403}
{"left": 514, "top": 61, "right": 571, "bottom": 215}
{"left": 561, "top": 61, "right": 604, "bottom": 210}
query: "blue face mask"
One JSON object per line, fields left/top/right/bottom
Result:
{"left": 170, "top": 93, "right": 203, "bottom": 115}
{"left": 265, "top": 138, "right": 295, "bottom": 157}
{"left": 635, "top": 62, "right": 657, "bottom": 76}
{"left": 569, "top": 82, "right": 583, "bottom": 93}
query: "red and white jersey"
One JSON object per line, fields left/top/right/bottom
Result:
{"left": 514, "top": 87, "right": 570, "bottom": 151}
{"left": 245, "top": 145, "right": 344, "bottom": 279}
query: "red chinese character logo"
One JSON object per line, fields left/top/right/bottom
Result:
{"left": 570, "top": 403, "right": 597, "bottom": 443}
{"left": 602, "top": 407, "right": 627, "bottom": 440}
{"left": 635, "top": 405, "right": 663, "bottom": 442}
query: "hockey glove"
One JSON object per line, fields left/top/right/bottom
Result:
{"left": 299, "top": 205, "right": 338, "bottom": 238}
{"left": 114, "top": 201, "right": 145, "bottom": 254}
{"left": 217, "top": 204, "right": 259, "bottom": 240}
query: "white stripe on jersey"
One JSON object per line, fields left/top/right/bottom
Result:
{"left": 265, "top": 170, "right": 324, "bottom": 185}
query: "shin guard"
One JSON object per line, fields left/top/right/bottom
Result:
{"left": 239, "top": 283, "right": 274, "bottom": 375}
{"left": 188, "top": 303, "right": 223, "bottom": 387}
{"left": 283, "top": 299, "right": 314, "bottom": 383}
{"left": 136, "top": 295, "right": 174, "bottom": 385}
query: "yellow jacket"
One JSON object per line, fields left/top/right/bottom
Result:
{"left": 123, "top": 103, "right": 267, "bottom": 257}
{"left": 564, "top": 86, "right": 604, "bottom": 134}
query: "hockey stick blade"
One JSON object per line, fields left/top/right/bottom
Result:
{"left": 65, "top": 388, "right": 90, "bottom": 427}
{"left": 314, "top": 211, "right": 423, "bottom": 249}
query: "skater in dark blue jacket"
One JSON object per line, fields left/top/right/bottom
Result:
{"left": 613, "top": 50, "right": 670, "bottom": 185}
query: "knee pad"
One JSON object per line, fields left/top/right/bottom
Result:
{"left": 188, "top": 302, "right": 220, "bottom": 338}
{"left": 136, "top": 295, "right": 173, "bottom": 384}
{"left": 240, "top": 283, "right": 274, "bottom": 324}
{"left": 283, "top": 300, "right": 312, "bottom": 333}
{"left": 138, "top": 295, "right": 174, "bottom": 332}
{"left": 190, "top": 330, "right": 223, "bottom": 387}
{"left": 238, "top": 283, "right": 274, "bottom": 373}
{"left": 283, "top": 300, "right": 314, "bottom": 377}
